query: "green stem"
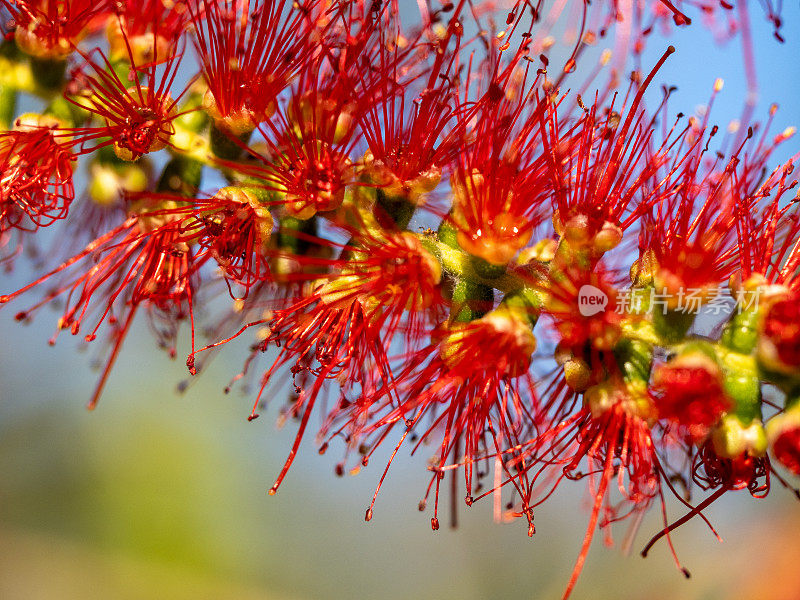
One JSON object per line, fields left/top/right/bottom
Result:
{"left": 374, "top": 188, "right": 416, "bottom": 230}
{"left": 0, "top": 84, "right": 15, "bottom": 130}
{"left": 451, "top": 279, "right": 494, "bottom": 322}
{"left": 209, "top": 121, "right": 252, "bottom": 160}
{"left": 718, "top": 347, "right": 762, "bottom": 424}
{"left": 614, "top": 338, "right": 653, "bottom": 385}
{"left": 419, "top": 234, "right": 524, "bottom": 294}
{"left": 29, "top": 57, "right": 67, "bottom": 92}
{"left": 652, "top": 308, "right": 695, "bottom": 345}
{"left": 501, "top": 288, "right": 543, "bottom": 327}
{"left": 720, "top": 308, "right": 759, "bottom": 355}
{"left": 157, "top": 155, "right": 203, "bottom": 196}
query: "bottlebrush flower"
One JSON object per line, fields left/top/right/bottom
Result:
{"left": 0, "top": 193, "right": 203, "bottom": 407}
{"left": 357, "top": 2, "right": 466, "bottom": 208}
{"left": 0, "top": 114, "right": 74, "bottom": 233}
{"left": 732, "top": 160, "right": 800, "bottom": 284}
{"left": 542, "top": 47, "right": 676, "bottom": 248}
{"left": 185, "top": 186, "right": 275, "bottom": 294}
{"left": 444, "top": 35, "right": 556, "bottom": 267}
{"left": 189, "top": 0, "right": 324, "bottom": 135}
{"left": 3, "top": 0, "right": 111, "bottom": 58}
{"left": 280, "top": 102, "right": 357, "bottom": 218}
{"left": 356, "top": 304, "right": 539, "bottom": 531}
{"left": 229, "top": 63, "right": 364, "bottom": 220}
{"left": 106, "top": 0, "right": 191, "bottom": 63}
{"left": 1, "top": 1, "right": 800, "bottom": 598}
{"left": 645, "top": 103, "right": 796, "bottom": 316}
{"left": 66, "top": 37, "right": 188, "bottom": 161}
{"left": 448, "top": 108, "right": 550, "bottom": 265}
{"left": 651, "top": 348, "right": 732, "bottom": 440}
{"left": 189, "top": 226, "right": 444, "bottom": 493}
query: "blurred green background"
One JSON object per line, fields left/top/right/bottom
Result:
{"left": 3, "top": 4, "right": 800, "bottom": 599}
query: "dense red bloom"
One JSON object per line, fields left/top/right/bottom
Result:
{"left": 255, "top": 230, "right": 442, "bottom": 373}
{"left": 354, "top": 306, "right": 539, "bottom": 531}
{"left": 189, "top": 0, "right": 324, "bottom": 133}
{"left": 0, "top": 123, "right": 74, "bottom": 232}
{"left": 651, "top": 354, "right": 731, "bottom": 439}
{"left": 771, "top": 426, "right": 800, "bottom": 476}
{"left": 67, "top": 31, "right": 188, "bottom": 161}
{"left": 642, "top": 97, "right": 797, "bottom": 306}
{"left": 760, "top": 293, "right": 800, "bottom": 371}
{"left": 3, "top": 0, "right": 111, "bottom": 58}
{"left": 0, "top": 195, "right": 203, "bottom": 407}
{"left": 542, "top": 47, "right": 677, "bottom": 242}
{"left": 189, "top": 227, "right": 444, "bottom": 491}
{"left": 439, "top": 27, "right": 564, "bottom": 266}
{"left": 1, "top": 1, "right": 800, "bottom": 597}
{"left": 357, "top": 1, "right": 468, "bottom": 205}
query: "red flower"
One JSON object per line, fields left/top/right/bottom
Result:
{"left": 67, "top": 32, "right": 189, "bottom": 161}
{"left": 640, "top": 158, "right": 736, "bottom": 302}
{"left": 228, "top": 62, "right": 365, "bottom": 219}
{"left": 691, "top": 438, "right": 770, "bottom": 496}
{"left": 3, "top": 0, "right": 111, "bottom": 58}
{"left": 189, "top": 227, "right": 444, "bottom": 494}
{"left": 0, "top": 193, "right": 203, "bottom": 407}
{"left": 184, "top": 187, "right": 275, "bottom": 294}
{"left": 1, "top": 2, "right": 800, "bottom": 595}
{"left": 1, "top": 120, "right": 74, "bottom": 233}
{"left": 106, "top": 0, "right": 191, "bottom": 62}
{"left": 544, "top": 264, "right": 623, "bottom": 352}
{"left": 770, "top": 425, "right": 800, "bottom": 476}
{"left": 189, "top": 0, "right": 325, "bottom": 134}
{"left": 760, "top": 292, "right": 800, "bottom": 372}
{"left": 448, "top": 106, "right": 549, "bottom": 265}
{"left": 731, "top": 127, "right": 799, "bottom": 287}
{"left": 767, "top": 403, "right": 800, "bottom": 476}
{"left": 354, "top": 305, "right": 539, "bottom": 531}
{"left": 358, "top": 2, "right": 467, "bottom": 205}
{"left": 512, "top": 381, "right": 676, "bottom": 599}
{"left": 543, "top": 47, "right": 676, "bottom": 244}
{"left": 651, "top": 352, "right": 731, "bottom": 439}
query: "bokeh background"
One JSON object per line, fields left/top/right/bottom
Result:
{"left": 2, "top": 3, "right": 800, "bottom": 599}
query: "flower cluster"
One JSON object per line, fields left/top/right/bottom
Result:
{"left": 0, "top": 0, "right": 798, "bottom": 597}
